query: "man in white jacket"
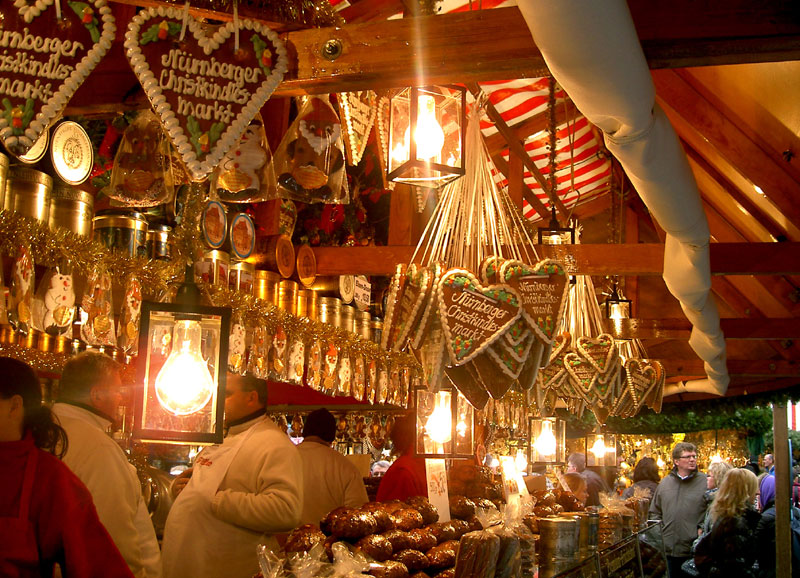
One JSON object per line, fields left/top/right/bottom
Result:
{"left": 297, "top": 408, "right": 368, "bottom": 526}
{"left": 162, "top": 373, "right": 303, "bottom": 578}
{"left": 52, "top": 351, "right": 162, "bottom": 578}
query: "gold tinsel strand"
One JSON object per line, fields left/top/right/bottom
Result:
{"left": 152, "top": 0, "right": 342, "bottom": 27}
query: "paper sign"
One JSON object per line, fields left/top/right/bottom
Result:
{"left": 425, "top": 458, "right": 450, "bottom": 522}
{"left": 499, "top": 456, "right": 530, "bottom": 501}
{"left": 354, "top": 275, "right": 371, "bottom": 312}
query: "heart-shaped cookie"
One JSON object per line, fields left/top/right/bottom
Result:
{"left": 486, "top": 333, "right": 534, "bottom": 380}
{"left": 539, "top": 354, "right": 567, "bottom": 391}
{"left": 124, "top": 7, "right": 288, "bottom": 181}
{"left": 564, "top": 351, "right": 600, "bottom": 403}
{"left": 444, "top": 362, "right": 489, "bottom": 410}
{"left": 380, "top": 264, "right": 405, "bottom": 350}
{"left": 392, "top": 264, "right": 432, "bottom": 351}
{"left": 437, "top": 268, "right": 521, "bottom": 365}
{"left": 518, "top": 340, "right": 546, "bottom": 392}
{"left": 337, "top": 90, "right": 376, "bottom": 165}
{"left": 471, "top": 353, "right": 515, "bottom": 400}
{"left": 411, "top": 261, "right": 443, "bottom": 349}
{"left": 479, "top": 256, "right": 504, "bottom": 285}
{"left": 504, "top": 318, "right": 530, "bottom": 346}
{"left": 642, "top": 359, "right": 665, "bottom": 413}
{"left": 576, "top": 334, "right": 618, "bottom": 375}
{"left": 0, "top": 0, "right": 116, "bottom": 155}
{"left": 501, "top": 259, "right": 569, "bottom": 345}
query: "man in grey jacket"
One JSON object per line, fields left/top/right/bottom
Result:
{"left": 649, "top": 442, "right": 707, "bottom": 578}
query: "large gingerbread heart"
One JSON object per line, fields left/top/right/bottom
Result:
{"left": 124, "top": 7, "right": 287, "bottom": 181}
{"left": 564, "top": 351, "right": 600, "bottom": 402}
{"left": 436, "top": 268, "right": 521, "bottom": 365}
{"left": 0, "top": 0, "right": 116, "bottom": 155}
{"left": 392, "top": 264, "right": 432, "bottom": 351}
{"left": 337, "top": 90, "right": 376, "bottom": 165}
{"left": 576, "top": 334, "right": 618, "bottom": 375}
{"left": 487, "top": 333, "right": 535, "bottom": 379}
{"left": 500, "top": 258, "right": 568, "bottom": 345}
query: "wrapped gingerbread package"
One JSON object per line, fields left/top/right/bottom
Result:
{"left": 453, "top": 530, "right": 500, "bottom": 578}
{"left": 274, "top": 96, "right": 347, "bottom": 204}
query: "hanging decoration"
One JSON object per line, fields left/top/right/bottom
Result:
{"left": 336, "top": 91, "right": 377, "bottom": 166}
{"left": 211, "top": 113, "right": 276, "bottom": 203}
{"left": 124, "top": 5, "right": 288, "bottom": 181}
{"left": 32, "top": 263, "right": 76, "bottom": 337}
{"left": 0, "top": 0, "right": 116, "bottom": 156}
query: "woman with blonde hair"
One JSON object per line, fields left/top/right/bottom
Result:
{"left": 693, "top": 468, "right": 761, "bottom": 577}
{"left": 700, "top": 461, "right": 733, "bottom": 534}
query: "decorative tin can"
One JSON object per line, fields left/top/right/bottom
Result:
{"left": 229, "top": 261, "right": 255, "bottom": 295}
{"left": 228, "top": 212, "right": 256, "bottom": 261}
{"left": 311, "top": 275, "right": 355, "bottom": 303}
{"left": 277, "top": 279, "right": 299, "bottom": 314}
{"left": 15, "top": 130, "right": 49, "bottom": 165}
{"left": 8, "top": 166, "right": 52, "bottom": 223}
{"left": 318, "top": 297, "right": 342, "bottom": 327}
{"left": 293, "top": 244, "right": 317, "bottom": 288}
{"left": 254, "top": 270, "right": 280, "bottom": 305}
{"left": 370, "top": 318, "right": 384, "bottom": 345}
{"left": 201, "top": 200, "right": 227, "bottom": 249}
{"left": 195, "top": 249, "right": 230, "bottom": 288}
{"left": 255, "top": 234, "right": 295, "bottom": 278}
{"left": 296, "top": 289, "right": 315, "bottom": 319}
{"left": 50, "top": 121, "right": 93, "bottom": 185}
{"left": 0, "top": 152, "right": 8, "bottom": 208}
{"left": 146, "top": 225, "right": 173, "bottom": 260}
{"left": 355, "top": 310, "right": 372, "bottom": 340}
{"left": 48, "top": 183, "right": 94, "bottom": 236}
{"left": 92, "top": 210, "right": 148, "bottom": 258}
{"left": 339, "top": 304, "right": 355, "bottom": 333}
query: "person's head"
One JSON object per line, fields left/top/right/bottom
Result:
{"left": 710, "top": 468, "right": 758, "bottom": 523}
{"left": 372, "top": 460, "right": 391, "bottom": 476}
{"left": 671, "top": 442, "right": 698, "bottom": 476}
{"left": 764, "top": 454, "right": 774, "bottom": 469}
{"left": 59, "top": 351, "right": 123, "bottom": 419}
{"left": 224, "top": 373, "right": 267, "bottom": 423}
{"left": 632, "top": 457, "right": 660, "bottom": 484}
{"left": 707, "top": 461, "right": 733, "bottom": 490}
{"left": 562, "top": 472, "right": 588, "bottom": 505}
{"left": 0, "top": 357, "right": 67, "bottom": 456}
{"left": 302, "top": 408, "right": 336, "bottom": 444}
{"left": 567, "top": 452, "right": 586, "bottom": 473}
{"left": 759, "top": 474, "right": 776, "bottom": 511}
{"left": 389, "top": 414, "right": 415, "bottom": 456}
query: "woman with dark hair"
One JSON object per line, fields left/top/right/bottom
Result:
{"left": 376, "top": 414, "right": 428, "bottom": 501}
{"left": 622, "top": 457, "right": 661, "bottom": 499}
{"left": 0, "top": 357, "right": 133, "bottom": 578}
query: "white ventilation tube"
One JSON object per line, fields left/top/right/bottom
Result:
{"left": 517, "top": 0, "right": 728, "bottom": 395}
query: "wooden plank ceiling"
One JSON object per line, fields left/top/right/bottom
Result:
{"left": 87, "top": 0, "right": 800, "bottom": 401}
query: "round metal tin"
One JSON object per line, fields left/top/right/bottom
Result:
{"left": 229, "top": 212, "right": 255, "bottom": 260}
{"left": 16, "top": 129, "right": 49, "bottom": 165}
{"left": 50, "top": 121, "right": 93, "bottom": 185}
{"left": 201, "top": 200, "right": 227, "bottom": 249}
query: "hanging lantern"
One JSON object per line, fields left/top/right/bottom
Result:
{"left": 604, "top": 282, "right": 632, "bottom": 320}
{"left": 528, "top": 416, "right": 566, "bottom": 465}
{"left": 414, "top": 384, "right": 474, "bottom": 458}
{"left": 133, "top": 267, "right": 231, "bottom": 444}
{"left": 388, "top": 85, "right": 465, "bottom": 189}
{"left": 537, "top": 206, "right": 575, "bottom": 245}
{"left": 586, "top": 432, "right": 617, "bottom": 467}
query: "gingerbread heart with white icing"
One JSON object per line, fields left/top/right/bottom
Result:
{"left": 500, "top": 258, "right": 568, "bottom": 345}
{"left": 392, "top": 264, "right": 432, "bottom": 351}
{"left": 479, "top": 256, "right": 504, "bottom": 285}
{"left": 0, "top": 0, "right": 116, "bottom": 155}
{"left": 380, "top": 264, "right": 406, "bottom": 351}
{"left": 436, "top": 268, "right": 521, "bottom": 365}
{"left": 411, "top": 261, "right": 443, "bottom": 349}
{"left": 337, "top": 90, "right": 376, "bottom": 165}
{"left": 564, "top": 351, "right": 600, "bottom": 402}
{"left": 124, "top": 6, "right": 287, "bottom": 181}
{"left": 576, "top": 333, "right": 618, "bottom": 375}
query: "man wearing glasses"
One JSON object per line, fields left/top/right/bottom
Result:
{"left": 649, "top": 442, "right": 707, "bottom": 578}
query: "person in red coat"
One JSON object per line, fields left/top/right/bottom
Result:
{"left": 0, "top": 357, "right": 133, "bottom": 578}
{"left": 376, "top": 414, "right": 428, "bottom": 502}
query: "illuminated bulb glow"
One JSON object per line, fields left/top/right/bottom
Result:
{"left": 608, "top": 302, "right": 629, "bottom": 320}
{"left": 425, "top": 391, "right": 452, "bottom": 444}
{"left": 456, "top": 419, "right": 467, "bottom": 438}
{"left": 657, "top": 457, "right": 666, "bottom": 468}
{"left": 589, "top": 436, "right": 607, "bottom": 459}
{"left": 391, "top": 94, "right": 445, "bottom": 164}
{"left": 515, "top": 449, "right": 528, "bottom": 472}
{"left": 620, "top": 461, "right": 630, "bottom": 470}
{"left": 534, "top": 420, "right": 557, "bottom": 459}
{"left": 155, "top": 319, "right": 215, "bottom": 416}
{"left": 710, "top": 454, "right": 722, "bottom": 463}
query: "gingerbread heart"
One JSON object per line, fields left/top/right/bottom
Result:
{"left": 411, "top": 261, "right": 443, "bottom": 349}
{"left": 479, "top": 256, "right": 504, "bottom": 285}
{"left": 124, "top": 7, "right": 288, "bottom": 181}
{"left": 487, "top": 333, "right": 535, "bottom": 379}
{"left": 501, "top": 259, "right": 569, "bottom": 345}
{"left": 564, "top": 351, "right": 600, "bottom": 402}
{"left": 539, "top": 354, "right": 567, "bottom": 391}
{"left": 471, "top": 353, "right": 514, "bottom": 400}
{"left": 380, "top": 264, "right": 405, "bottom": 350}
{"left": 337, "top": 90, "right": 376, "bottom": 165}
{"left": 392, "top": 264, "right": 432, "bottom": 351}
{"left": 0, "top": 0, "right": 116, "bottom": 155}
{"left": 576, "top": 334, "right": 618, "bottom": 375}
{"left": 518, "top": 340, "right": 546, "bottom": 392}
{"left": 444, "top": 362, "right": 489, "bottom": 410}
{"left": 504, "top": 318, "right": 530, "bottom": 346}
{"left": 437, "top": 268, "right": 521, "bottom": 365}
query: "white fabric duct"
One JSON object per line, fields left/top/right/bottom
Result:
{"left": 517, "top": 0, "right": 729, "bottom": 395}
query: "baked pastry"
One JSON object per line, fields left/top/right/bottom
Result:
{"left": 453, "top": 531, "right": 500, "bottom": 578}
{"left": 382, "top": 529, "right": 414, "bottom": 553}
{"left": 450, "top": 520, "right": 469, "bottom": 539}
{"left": 284, "top": 524, "right": 326, "bottom": 553}
{"left": 408, "top": 527, "right": 437, "bottom": 552}
{"left": 357, "top": 534, "right": 394, "bottom": 562}
{"left": 449, "top": 496, "right": 476, "bottom": 520}
{"left": 369, "top": 561, "right": 410, "bottom": 578}
{"left": 392, "top": 509, "right": 424, "bottom": 531}
{"left": 466, "top": 516, "right": 483, "bottom": 532}
{"left": 428, "top": 522, "right": 458, "bottom": 544}
{"left": 426, "top": 540, "right": 459, "bottom": 569}
{"left": 393, "top": 549, "right": 430, "bottom": 572}
{"left": 405, "top": 496, "right": 439, "bottom": 525}
{"left": 320, "top": 506, "right": 350, "bottom": 534}
{"left": 369, "top": 508, "right": 396, "bottom": 533}
{"left": 434, "top": 569, "right": 455, "bottom": 578}
{"left": 330, "top": 509, "right": 379, "bottom": 540}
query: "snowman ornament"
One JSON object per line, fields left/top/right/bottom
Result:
{"left": 214, "top": 119, "right": 268, "bottom": 202}
{"left": 42, "top": 271, "right": 75, "bottom": 335}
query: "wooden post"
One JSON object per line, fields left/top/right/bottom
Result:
{"left": 774, "top": 403, "right": 791, "bottom": 578}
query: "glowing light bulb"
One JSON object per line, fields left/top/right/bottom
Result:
{"left": 710, "top": 454, "right": 722, "bottom": 463}
{"left": 590, "top": 436, "right": 607, "bottom": 459}
{"left": 403, "top": 94, "right": 445, "bottom": 161}
{"left": 456, "top": 419, "right": 467, "bottom": 438}
{"left": 515, "top": 449, "right": 528, "bottom": 473}
{"left": 155, "top": 319, "right": 215, "bottom": 416}
{"left": 534, "top": 420, "right": 557, "bottom": 458}
{"left": 657, "top": 457, "right": 666, "bottom": 469}
{"left": 425, "top": 391, "right": 452, "bottom": 444}
{"left": 620, "top": 461, "right": 630, "bottom": 470}
{"left": 608, "top": 302, "right": 629, "bottom": 320}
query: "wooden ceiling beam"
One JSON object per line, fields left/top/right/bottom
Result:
{"left": 484, "top": 100, "right": 579, "bottom": 158}
{"left": 604, "top": 318, "right": 800, "bottom": 340}
{"left": 312, "top": 242, "right": 800, "bottom": 276}
{"left": 660, "top": 358, "right": 800, "bottom": 378}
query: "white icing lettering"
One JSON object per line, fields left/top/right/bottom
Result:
{"left": 177, "top": 96, "right": 235, "bottom": 124}
{"left": 0, "top": 28, "right": 83, "bottom": 57}
{"left": 160, "top": 49, "right": 261, "bottom": 88}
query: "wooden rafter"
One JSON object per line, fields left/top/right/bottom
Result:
{"left": 483, "top": 100, "right": 579, "bottom": 158}
{"left": 604, "top": 318, "right": 800, "bottom": 340}
{"left": 660, "top": 359, "right": 800, "bottom": 379}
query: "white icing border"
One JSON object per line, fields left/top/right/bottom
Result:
{"left": 575, "top": 333, "right": 618, "bottom": 375}
{"left": 563, "top": 351, "right": 600, "bottom": 400}
{"left": 411, "top": 261, "right": 442, "bottom": 350}
{"left": 337, "top": 90, "right": 376, "bottom": 166}
{"left": 379, "top": 264, "right": 404, "bottom": 351}
{"left": 124, "top": 6, "right": 288, "bottom": 181}
{"left": 394, "top": 264, "right": 431, "bottom": 352}
{"left": 0, "top": 0, "right": 116, "bottom": 154}
{"left": 436, "top": 267, "right": 521, "bottom": 366}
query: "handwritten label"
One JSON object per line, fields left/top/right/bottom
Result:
{"left": 425, "top": 459, "right": 450, "bottom": 522}
{"left": 353, "top": 275, "right": 371, "bottom": 312}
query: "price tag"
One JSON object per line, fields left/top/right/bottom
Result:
{"left": 425, "top": 458, "right": 450, "bottom": 522}
{"left": 354, "top": 275, "right": 371, "bottom": 311}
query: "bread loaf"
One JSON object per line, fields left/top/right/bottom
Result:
{"left": 393, "top": 549, "right": 430, "bottom": 572}
{"left": 393, "top": 509, "right": 425, "bottom": 531}
{"left": 405, "top": 496, "right": 440, "bottom": 525}
{"left": 449, "top": 496, "right": 476, "bottom": 520}
{"left": 284, "top": 524, "right": 326, "bottom": 553}
{"left": 453, "top": 530, "right": 500, "bottom": 578}
{"left": 382, "top": 529, "right": 414, "bottom": 553}
{"left": 357, "top": 534, "right": 394, "bottom": 562}
{"left": 408, "top": 527, "right": 437, "bottom": 552}
{"left": 330, "top": 509, "right": 379, "bottom": 540}
{"left": 426, "top": 540, "right": 459, "bottom": 569}
{"left": 369, "top": 561, "right": 410, "bottom": 578}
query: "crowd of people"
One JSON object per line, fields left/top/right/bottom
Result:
{"left": 0, "top": 352, "right": 790, "bottom": 578}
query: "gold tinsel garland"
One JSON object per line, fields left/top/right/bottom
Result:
{"left": 153, "top": 0, "right": 343, "bottom": 28}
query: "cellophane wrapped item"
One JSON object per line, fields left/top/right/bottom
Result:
{"left": 8, "top": 245, "right": 34, "bottom": 333}
{"left": 32, "top": 263, "right": 75, "bottom": 337}
{"left": 454, "top": 530, "right": 500, "bottom": 578}
{"left": 598, "top": 492, "right": 636, "bottom": 550}
{"left": 81, "top": 266, "right": 116, "bottom": 346}
{"left": 109, "top": 110, "right": 174, "bottom": 207}
{"left": 211, "top": 113, "right": 275, "bottom": 203}
{"left": 289, "top": 542, "right": 334, "bottom": 578}
{"left": 331, "top": 542, "right": 370, "bottom": 577}
{"left": 256, "top": 543, "right": 286, "bottom": 578}
{"left": 623, "top": 486, "right": 652, "bottom": 532}
{"left": 116, "top": 275, "right": 142, "bottom": 354}
{"left": 273, "top": 96, "right": 347, "bottom": 204}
